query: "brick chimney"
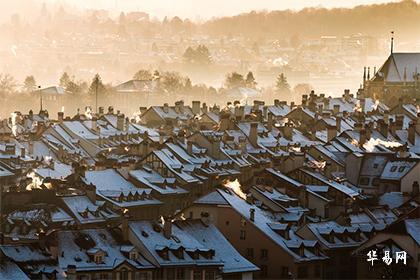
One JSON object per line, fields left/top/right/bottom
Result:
{"left": 163, "top": 217, "right": 172, "bottom": 239}
{"left": 202, "top": 103, "right": 208, "bottom": 114}
{"left": 267, "top": 113, "right": 273, "bottom": 131}
{"left": 359, "top": 128, "right": 367, "bottom": 147}
{"left": 117, "top": 114, "right": 124, "bottom": 131}
{"left": 249, "top": 122, "right": 258, "bottom": 146}
{"left": 333, "top": 104, "right": 340, "bottom": 115}
{"left": 327, "top": 125, "right": 337, "bottom": 142}
{"left": 192, "top": 101, "right": 200, "bottom": 115}
{"left": 412, "top": 181, "right": 419, "bottom": 197}
{"left": 57, "top": 112, "right": 64, "bottom": 122}
{"left": 187, "top": 140, "right": 193, "bottom": 154}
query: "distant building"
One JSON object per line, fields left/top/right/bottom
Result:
{"left": 362, "top": 52, "right": 420, "bottom": 106}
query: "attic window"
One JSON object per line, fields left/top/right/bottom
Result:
{"left": 390, "top": 166, "right": 397, "bottom": 172}
{"left": 373, "top": 163, "right": 378, "bottom": 169}
{"left": 141, "top": 230, "right": 149, "bottom": 237}
{"left": 398, "top": 166, "right": 406, "bottom": 173}
{"left": 129, "top": 251, "right": 138, "bottom": 260}
{"left": 94, "top": 254, "right": 103, "bottom": 264}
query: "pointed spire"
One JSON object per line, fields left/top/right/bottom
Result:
{"left": 404, "top": 67, "right": 407, "bottom": 81}
{"left": 363, "top": 67, "right": 366, "bottom": 81}
{"left": 367, "top": 67, "right": 370, "bottom": 80}
{"left": 373, "top": 66, "right": 376, "bottom": 76}
{"left": 390, "top": 31, "right": 394, "bottom": 54}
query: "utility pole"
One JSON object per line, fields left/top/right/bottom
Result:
{"left": 95, "top": 75, "right": 99, "bottom": 114}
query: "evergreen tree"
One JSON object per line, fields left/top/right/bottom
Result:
{"left": 133, "top": 70, "right": 153, "bottom": 81}
{"left": 225, "top": 72, "right": 245, "bottom": 89}
{"left": 275, "top": 73, "right": 290, "bottom": 94}
{"left": 59, "top": 72, "right": 71, "bottom": 88}
{"left": 245, "top": 71, "right": 256, "bottom": 88}
{"left": 23, "top": 75, "right": 36, "bottom": 92}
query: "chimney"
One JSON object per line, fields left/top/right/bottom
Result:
{"left": 57, "top": 112, "right": 64, "bottom": 122}
{"left": 192, "top": 101, "right": 200, "bottom": 115}
{"left": 333, "top": 104, "right": 340, "bottom": 115}
{"left": 249, "top": 122, "right": 258, "bottom": 146}
{"left": 163, "top": 103, "right": 169, "bottom": 113}
{"left": 412, "top": 181, "right": 419, "bottom": 197}
{"left": 163, "top": 217, "right": 172, "bottom": 239}
{"left": 117, "top": 114, "right": 124, "bottom": 131}
{"left": 383, "top": 110, "right": 390, "bottom": 125}
{"left": 336, "top": 116, "right": 342, "bottom": 133}
{"left": 274, "top": 99, "right": 280, "bottom": 106}
{"left": 283, "top": 123, "right": 293, "bottom": 140}
{"left": 139, "top": 107, "right": 147, "bottom": 115}
{"left": 327, "top": 125, "right": 337, "bottom": 142}
{"left": 108, "top": 106, "right": 114, "bottom": 115}
{"left": 98, "top": 107, "right": 104, "bottom": 115}
{"left": 267, "top": 113, "right": 273, "bottom": 131}
{"left": 91, "top": 117, "right": 98, "bottom": 131}
{"left": 20, "top": 147, "right": 25, "bottom": 158}
{"left": 344, "top": 89, "right": 350, "bottom": 101}
{"left": 187, "top": 141, "right": 193, "bottom": 154}
{"left": 202, "top": 103, "right": 208, "bottom": 114}
{"left": 28, "top": 141, "right": 34, "bottom": 155}
{"left": 122, "top": 219, "right": 129, "bottom": 241}
{"left": 249, "top": 208, "right": 255, "bottom": 222}
{"left": 416, "top": 113, "right": 420, "bottom": 135}
{"left": 360, "top": 98, "right": 366, "bottom": 113}
{"left": 359, "top": 128, "right": 367, "bottom": 147}
{"left": 408, "top": 121, "right": 415, "bottom": 144}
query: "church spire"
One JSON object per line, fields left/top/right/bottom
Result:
{"left": 363, "top": 67, "right": 366, "bottom": 82}
{"left": 390, "top": 31, "right": 394, "bottom": 54}
{"left": 367, "top": 67, "right": 370, "bottom": 80}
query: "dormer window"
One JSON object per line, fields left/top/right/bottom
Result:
{"left": 94, "top": 254, "right": 103, "bottom": 264}
{"left": 129, "top": 251, "right": 138, "bottom": 260}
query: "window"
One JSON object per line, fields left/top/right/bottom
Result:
{"left": 240, "top": 230, "right": 246, "bottom": 240}
{"left": 390, "top": 166, "right": 397, "bottom": 172}
{"left": 246, "top": 248, "right": 254, "bottom": 259}
{"left": 398, "top": 166, "right": 406, "bottom": 172}
{"left": 359, "top": 177, "right": 370, "bottom": 185}
{"left": 373, "top": 163, "right": 379, "bottom": 169}
{"left": 297, "top": 266, "right": 308, "bottom": 278}
{"left": 176, "top": 268, "right": 185, "bottom": 279}
{"left": 260, "top": 265, "right": 268, "bottom": 277}
{"left": 167, "top": 268, "right": 175, "bottom": 280}
{"left": 205, "top": 270, "right": 215, "bottom": 280}
{"left": 261, "top": 249, "right": 268, "bottom": 260}
{"left": 281, "top": 266, "right": 289, "bottom": 278}
{"left": 189, "top": 211, "right": 193, "bottom": 219}
{"left": 372, "top": 178, "right": 380, "bottom": 187}
{"left": 314, "top": 265, "right": 321, "bottom": 278}
{"left": 94, "top": 254, "right": 103, "bottom": 264}
{"left": 99, "top": 273, "right": 109, "bottom": 280}
{"left": 120, "top": 269, "right": 129, "bottom": 280}
{"left": 193, "top": 270, "right": 202, "bottom": 280}
{"left": 225, "top": 220, "right": 230, "bottom": 226}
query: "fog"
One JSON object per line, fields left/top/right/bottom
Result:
{"left": 0, "top": 0, "right": 418, "bottom": 117}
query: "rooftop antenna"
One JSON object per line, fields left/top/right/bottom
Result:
{"left": 390, "top": 31, "right": 394, "bottom": 54}
{"left": 38, "top": 85, "right": 42, "bottom": 112}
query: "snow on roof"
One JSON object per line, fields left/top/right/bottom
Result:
{"left": 405, "top": 218, "right": 420, "bottom": 246}
{"left": 380, "top": 161, "right": 417, "bottom": 180}
{"left": 216, "top": 189, "right": 328, "bottom": 262}
{"left": 129, "top": 169, "right": 188, "bottom": 195}
{"left": 34, "top": 162, "right": 72, "bottom": 180}
{"left": 0, "top": 244, "right": 54, "bottom": 263}
{"left": 175, "top": 220, "right": 259, "bottom": 273}
{"left": 129, "top": 220, "right": 224, "bottom": 267}
{"left": 63, "top": 121, "right": 99, "bottom": 140}
{"left": 61, "top": 195, "right": 119, "bottom": 224}
{"left": 378, "top": 192, "right": 407, "bottom": 209}
{"left": 57, "top": 228, "right": 153, "bottom": 271}
{"left": 0, "top": 260, "right": 30, "bottom": 280}
{"left": 194, "top": 191, "right": 229, "bottom": 205}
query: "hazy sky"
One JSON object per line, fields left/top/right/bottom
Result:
{"left": 55, "top": 0, "right": 402, "bottom": 19}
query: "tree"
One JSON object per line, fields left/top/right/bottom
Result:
{"left": 293, "top": 83, "right": 313, "bottom": 96}
{"left": 183, "top": 45, "right": 211, "bottom": 65}
{"left": 275, "top": 73, "right": 290, "bottom": 94}
{"left": 225, "top": 72, "right": 245, "bottom": 89}
{"left": 245, "top": 71, "right": 257, "bottom": 88}
{"left": 133, "top": 70, "right": 153, "bottom": 81}
{"left": 88, "top": 74, "right": 106, "bottom": 96}
{"left": 59, "top": 72, "right": 71, "bottom": 88}
{"left": 160, "top": 71, "right": 184, "bottom": 93}
{"left": 0, "top": 74, "right": 17, "bottom": 95}
{"left": 23, "top": 75, "right": 36, "bottom": 92}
